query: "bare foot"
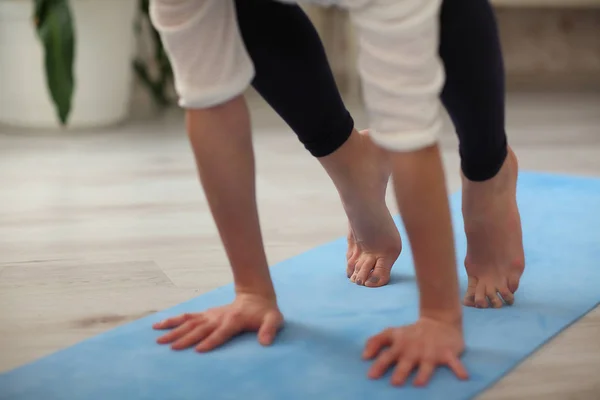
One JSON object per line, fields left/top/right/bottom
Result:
{"left": 461, "top": 147, "right": 525, "bottom": 308}
{"left": 341, "top": 130, "right": 401, "bottom": 287}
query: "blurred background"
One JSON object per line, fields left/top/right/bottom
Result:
{"left": 0, "top": 1, "right": 599, "bottom": 398}
{"left": 1, "top": 1, "right": 599, "bottom": 128}
{"left": 304, "top": 3, "right": 600, "bottom": 94}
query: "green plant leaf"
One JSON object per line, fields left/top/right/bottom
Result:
{"left": 34, "top": 0, "right": 76, "bottom": 125}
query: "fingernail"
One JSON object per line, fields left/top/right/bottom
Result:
{"left": 368, "top": 276, "right": 380, "bottom": 284}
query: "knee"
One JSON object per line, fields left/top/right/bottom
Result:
{"left": 149, "top": 0, "right": 208, "bottom": 30}
{"left": 350, "top": 0, "right": 445, "bottom": 153}
{"left": 149, "top": 0, "right": 255, "bottom": 110}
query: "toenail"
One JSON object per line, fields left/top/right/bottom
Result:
{"left": 368, "top": 276, "right": 380, "bottom": 284}
{"left": 356, "top": 279, "right": 363, "bottom": 285}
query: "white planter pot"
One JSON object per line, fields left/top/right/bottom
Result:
{"left": 0, "top": 0, "right": 137, "bottom": 129}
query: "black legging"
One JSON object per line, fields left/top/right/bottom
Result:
{"left": 235, "top": 0, "right": 507, "bottom": 182}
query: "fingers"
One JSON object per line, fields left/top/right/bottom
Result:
{"left": 153, "top": 313, "right": 197, "bottom": 330}
{"left": 156, "top": 320, "right": 196, "bottom": 345}
{"left": 390, "top": 356, "right": 417, "bottom": 386}
{"left": 445, "top": 354, "right": 469, "bottom": 380}
{"left": 257, "top": 312, "right": 283, "bottom": 346}
{"left": 367, "top": 348, "right": 399, "bottom": 379}
{"left": 365, "top": 325, "right": 469, "bottom": 388}
{"left": 412, "top": 362, "right": 435, "bottom": 387}
{"left": 195, "top": 319, "right": 241, "bottom": 353}
{"left": 155, "top": 306, "right": 283, "bottom": 353}
{"left": 363, "top": 328, "right": 393, "bottom": 360}
{"left": 172, "top": 324, "right": 214, "bottom": 350}
{"left": 385, "top": 354, "right": 468, "bottom": 387}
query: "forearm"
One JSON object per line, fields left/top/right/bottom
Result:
{"left": 389, "top": 144, "right": 462, "bottom": 323}
{"left": 186, "top": 95, "right": 275, "bottom": 298}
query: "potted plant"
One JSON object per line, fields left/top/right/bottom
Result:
{"left": 0, "top": 0, "right": 173, "bottom": 129}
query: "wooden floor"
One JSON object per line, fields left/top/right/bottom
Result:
{"left": 1, "top": 91, "right": 599, "bottom": 399}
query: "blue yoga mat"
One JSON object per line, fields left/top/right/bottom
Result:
{"left": 2, "top": 172, "right": 599, "bottom": 400}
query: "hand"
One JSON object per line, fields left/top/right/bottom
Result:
{"left": 363, "top": 317, "right": 468, "bottom": 387}
{"left": 153, "top": 293, "right": 284, "bottom": 352}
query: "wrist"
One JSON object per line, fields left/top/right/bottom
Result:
{"left": 418, "top": 278, "right": 463, "bottom": 328}
{"left": 420, "top": 305, "right": 463, "bottom": 328}
{"left": 234, "top": 279, "right": 277, "bottom": 301}
{"left": 231, "top": 255, "right": 277, "bottom": 297}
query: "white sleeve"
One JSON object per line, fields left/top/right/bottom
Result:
{"left": 350, "top": 0, "right": 445, "bottom": 152}
{"left": 149, "top": 0, "right": 255, "bottom": 109}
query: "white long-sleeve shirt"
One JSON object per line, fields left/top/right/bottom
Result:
{"left": 149, "top": 0, "right": 444, "bottom": 152}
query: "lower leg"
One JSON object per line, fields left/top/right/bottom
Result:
{"left": 235, "top": 0, "right": 401, "bottom": 286}
{"left": 439, "top": 0, "right": 525, "bottom": 308}
{"left": 461, "top": 148, "right": 523, "bottom": 308}
{"left": 319, "top": 129, "right": 401, "bottom": 287}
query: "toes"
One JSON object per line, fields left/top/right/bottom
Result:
{"left": 498, "top": 285, "right": 514, "bottom": 306}
{"left": 463, "top": 277, "right": 477, "bottom": 307}
{"left": 463, "top": 288, "right": 476, "bottom": 306}
{"left": 346, "top": 249, "right": 359, "bottom": 279}
{"left": 352, "top": 256, "right": 393, "bottom": 287}
{"left": 463, "top": 295, "right": 476, "bottom": 307}
{"left": 364, "top": 269, "right": 389, "bottom": 287}
{"left": 508, "top": 271, "right": 521, "bottom": 294}
{"left": 474, "top": 281, "right": 489, "bottom": 309}
{"left": 355, "top": 258, "right": 374, "bottom": 286}
{"left": 486, "top": 287, "right": 504, "bottom": 309}
{"left": 467, "top": 280, "right": 516, "bottom": 308}
{"left": 365, "top": 259, "right": 392, "bottom": 288}
{"left": 346, "top": 226, "right": 358, "bottom": 278}
{"left": 347, "top": 261, "right": 356, "bottom": 279}
{"left": 350, "top": 259, "right": 362, "bottom": 283}
{"left": 465, "top": 273, "right": 522, "bottom": 308}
